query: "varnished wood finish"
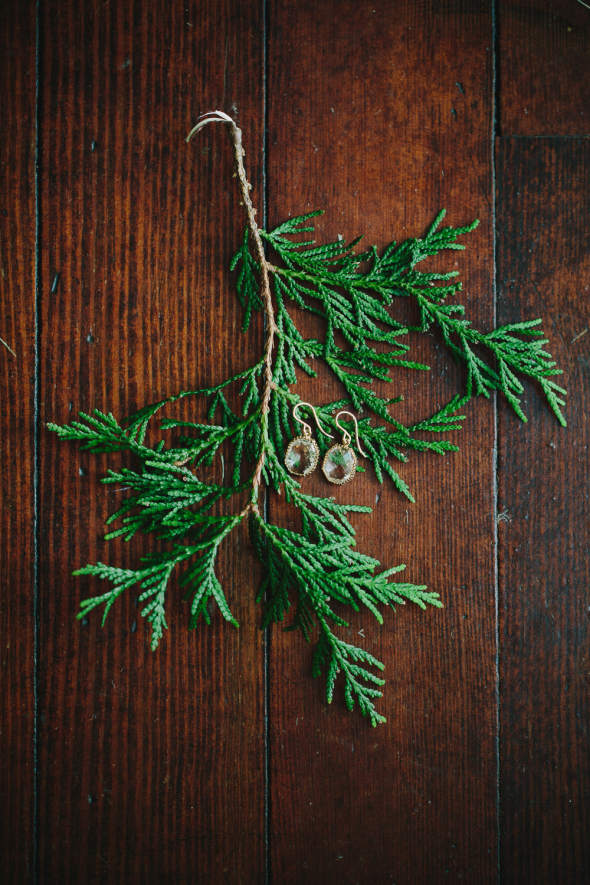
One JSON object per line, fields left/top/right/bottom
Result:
{"left": 267, "top": 2, "right": 497, "bottom": 882}
{"left": 0, "top": 2, "right": 37, "bottom": 880}
{"left": 497, "top": 138, "right": 590, "bottom": 882}
{"left": 499, "top": 0, "right": 590, "bottom": 136}
{"left": 38, "top": 2, "right": 265, "bottom": 882}
{"left": 4, "top": 2, "right": 590, "bottom": 883}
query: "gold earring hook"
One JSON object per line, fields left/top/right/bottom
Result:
{"left": 293, "top": 402, "right": 333, "bottom": 440}
{"left": 335, "top": 411, "right": 366, "bottom": 457}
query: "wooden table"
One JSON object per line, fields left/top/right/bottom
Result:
{"left": 2, "top": 1, "right": 589, "bottom": 882}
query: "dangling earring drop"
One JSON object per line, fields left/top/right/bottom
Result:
{"left": 322, "top": 411, "right": 366, "bottom": 485}
{"left": 284, "top": 402, "right": 333, "bottom": 476}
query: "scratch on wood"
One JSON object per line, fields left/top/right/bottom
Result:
{"left": 571, "top": 327, "right": 588, "bottom": 344}
{"left": 0, "top": 336, "right": 16, "bottom": 358}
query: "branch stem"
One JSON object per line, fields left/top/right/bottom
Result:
{"left": 188, "top": 112, "right": 277, "bottom": 514}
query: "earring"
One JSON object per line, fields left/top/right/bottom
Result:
{"left": 285, "top": 402, "right": 333, "bottom": 476}
{"left": 322, "top": 411, "right": 366, "bottom": 485}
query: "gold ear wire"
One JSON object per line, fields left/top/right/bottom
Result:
{"left": 335, "top": 411, "right": 366, "bottom": 457}
{"left": 293, "top": 402, "right": 333, "bottom": 439}
{"left": 285, "top": 402, "right": 328, "bottom": 477}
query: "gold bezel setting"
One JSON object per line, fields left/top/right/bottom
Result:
{"left": 322, "top": 444, "right": 358, "bottom": 485}
{"left": 284, "top": 436, "right": 320, "bottom": 476}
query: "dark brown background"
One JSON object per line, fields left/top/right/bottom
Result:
{"left": 1, "top": 1, "right": 588, "bottom": 882}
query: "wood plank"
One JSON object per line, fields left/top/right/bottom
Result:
{"left": 498, "top": 0, "right": 590, "bottom": 136}
{"left": 0, "top": 2, "right": 37, "bottom": 880}
{"left": 267, "top": 2, "right": 498, "bottom": 882}
{"left": 38, "top": 2, "right": 265, "bottom": 882}
{"left": 497, "top": 138, "right": 590, "bottom": 883}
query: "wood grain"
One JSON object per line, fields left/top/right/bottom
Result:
{"left": 0, "top": 2, "right": 37, "bottom": 881}
{"left": 498, "top": 0, "right": 590, "bottom": 136}
{"left": 2, "top": 2, "right": 587, "bottom": 882}
{"left": 38, "top": 1, "right": 265, "bottom": 882}
{"left": 267, "top": 2, "right": 498, "bottom": 882}
{"left": 497, "top": 138, "right": 590, "bottom": 883}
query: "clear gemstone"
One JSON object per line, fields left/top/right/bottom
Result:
{"left": 323, "top": 446, "right": 356, "bottom": 482}
{"left": 285, "top": 438, "right": 317, "bottom": 475}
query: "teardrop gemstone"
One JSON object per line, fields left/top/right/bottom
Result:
{"left": 285, "top": 437, "right": 319, "bottom": 476}
{"left": 322, "top": 445, "right": 357, "bottom": 484}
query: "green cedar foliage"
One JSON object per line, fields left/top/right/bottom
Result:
{"left": 48, "top": 210, "right": 566, "bottom": 725}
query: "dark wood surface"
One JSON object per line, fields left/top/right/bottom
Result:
{"left": 497, "top": 138, "right": 590, "bottom": 883}
{"left": 267, "top": 3, "right": 497, "bottom": 883}
{"left": 2, "top": 1, "right": 589, "bottom": 883}
{"left": 0, "top": 1, "right": 37, "bottom": 880}
{"left": 37, "top": 2, "right": 265, "bottom": 883}
{"left": 499, "top": 0, "right": 590, "bottom": 136}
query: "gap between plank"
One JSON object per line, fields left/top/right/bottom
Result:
{"left": 492, "top": 1, "right": 501, "bottom": 883}
{"left": 33, "top": 0, "right": 42, "bottom": 881}
{"left": 262, "top": 0, "right": 271, "bottom": 882}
